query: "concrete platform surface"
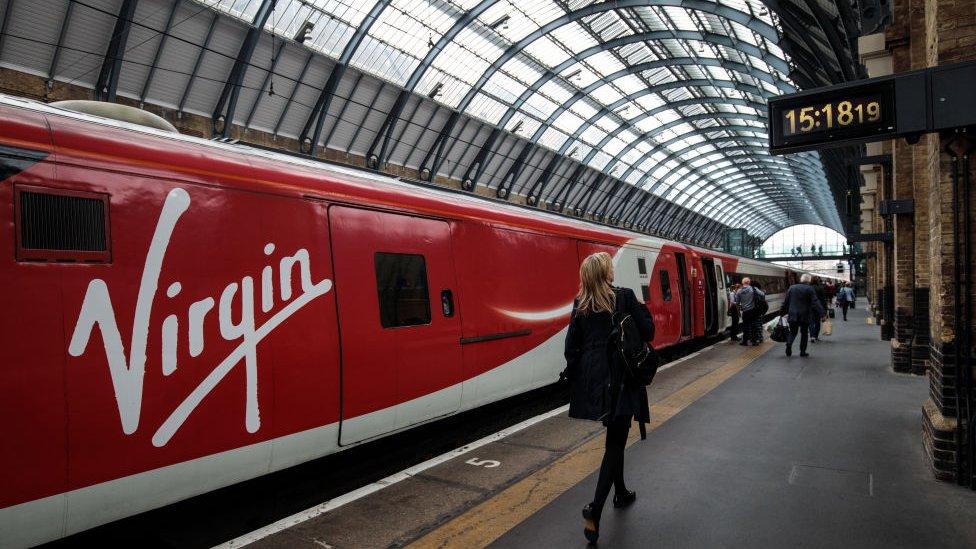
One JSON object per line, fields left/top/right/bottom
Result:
{"left": 488, "top": 308, "right": 976, "bottom": 548}
{"left": 242, "top": 332, "right": 764, "bottom": 548}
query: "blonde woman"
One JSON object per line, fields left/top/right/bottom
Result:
{"left": 562, "top": 252, "right": 654, "bottom": 543}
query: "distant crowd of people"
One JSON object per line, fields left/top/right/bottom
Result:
{"left": 728, "top": 276, "right": 857, "bottom": 356}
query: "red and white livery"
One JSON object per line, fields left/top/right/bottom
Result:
{"left": 0, "top": 95, "right": 806, "bottom": 546}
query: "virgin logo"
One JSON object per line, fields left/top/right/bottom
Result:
{"left": 68, "top": 188, "right": 333, "bottom": 447}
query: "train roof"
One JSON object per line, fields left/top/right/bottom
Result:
{"left": 1, "top": 93, "right": 783, "bottom": 270}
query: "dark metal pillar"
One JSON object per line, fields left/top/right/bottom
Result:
{"left": 96, "top": 0, "right": 139, "bottom": 102}
{"left": 212, "top": 0, "right": 277, "bottom": 138}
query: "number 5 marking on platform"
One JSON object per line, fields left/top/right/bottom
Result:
{"left": 466, "top": 457, "right": 501, "bottom": 468}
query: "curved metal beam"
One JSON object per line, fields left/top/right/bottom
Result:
{"left": 364, "top": 0, "right": 497, "bottom": 165}
{"left": 491, "top": 68, "right": 775, "bottom": 197}
{"left": 624, "top": 124, "right": 769, "bottom": 184}
{"left": 636, "top": 141, "right": 792, "bottom": 224}
{"left": 674, "top": 151, "right": 833, "bottom": 216}
{"left": 415, "top": 0, "right": 780, "bottom": 181}
{"left": 299, "top": 0, "right": 397, "bottom": 154}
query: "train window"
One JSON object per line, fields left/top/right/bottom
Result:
{"left": 637, "top": 257, "right": 647, "bottom": 275}
{"left": 15, "top": 185, "right": 111, "bottom": 263}
{"left": 641, "top": 284, "right": 650, "bottom": 302}
{"left": 374, "top": 252, "right": 431, "bottom": 328}
{"left": 659, "top": 270, "right": 672, "bottom": 301}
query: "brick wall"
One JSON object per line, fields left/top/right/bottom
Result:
{"left": 917, "top": 0, "right": 976, "bottom": 484}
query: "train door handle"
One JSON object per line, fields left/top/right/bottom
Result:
{"left": 441, "top": 289, "right": 455, "bottom": 317}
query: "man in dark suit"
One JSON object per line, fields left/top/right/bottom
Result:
{"left": 780, "top": 273, "right": 825, "bottom": 357}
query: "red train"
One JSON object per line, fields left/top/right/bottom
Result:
{"left": 0, "top": 96, "right": 826, "bottom": 546}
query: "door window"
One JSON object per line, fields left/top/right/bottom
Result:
{"left": 659, "top": 270, "right": 673, "bottom": 301}
{"left": 375, "top": 252, "right": 431, "bottom": 328}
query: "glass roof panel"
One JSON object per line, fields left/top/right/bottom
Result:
{"left": 204, "top": 0, "right": 838, "bottom": 233}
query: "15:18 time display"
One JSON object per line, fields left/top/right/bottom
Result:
{"left": 781, "top": 96, "right": 883, "bottom": 136}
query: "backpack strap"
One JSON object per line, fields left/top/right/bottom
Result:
{"left": 639, "top": 420, "right": 647, "bottom": 440}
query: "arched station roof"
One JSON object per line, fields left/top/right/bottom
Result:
{"left": 0, "top": 0, "right": 869, "bottom": 243}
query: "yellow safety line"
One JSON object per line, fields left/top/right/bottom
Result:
{"left": 409, "top": 343, "right": 773, "bottom": 549}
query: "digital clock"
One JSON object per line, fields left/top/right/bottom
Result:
{"left": 780, "top": 96, "right": 885, "bottom": 137}
{"left": 768, "top": 81, "right": 898, "bottom": 154}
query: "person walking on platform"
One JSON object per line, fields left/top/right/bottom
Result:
{"left": 734, "top": 278, "right": 765, "bottom": 346}
{"left": 781, "top": 273, "right": 825, "bottom": 357}
{"left": 728, "top": 283, "right": 741, "bottom": 342}
{"left": 750, "top": 281, "right": 767, "bottom": 344}
{"left": 809, "top": 277, "right": 828, "bottom": 343}
{"left": 837, "top": 282, "right": 855, "bottom": 321}
{"left": 561, "top": 252, "right": 654, "bottom": 544}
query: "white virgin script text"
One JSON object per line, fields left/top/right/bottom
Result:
{"left": 68, "top": 188, "right": 333, "bottom": 446}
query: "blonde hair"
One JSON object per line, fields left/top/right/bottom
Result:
{"left": 576, "top": 252, "right": 615, "bottom": 314}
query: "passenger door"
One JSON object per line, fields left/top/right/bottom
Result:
{"left": 330, "top": 207, "right": 463, "bottom": 445}
{"left": 701, "top": 257, "right": 718, "bottom": 335}
{"left": 715, "top": 263, "right": 729, "bottom": 332}
{"left": 674, "top": 252, "right": 693, "bottom": 338}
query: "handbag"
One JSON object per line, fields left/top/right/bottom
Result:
{"left": 828, "top": 308, "right": 836, "bottom": 319}
{"left": 770, "top": 315, "right": 788, "bottom": 342}
{"left": 610, "top": 291, "right": 660, "bottom": 386}
{"left": 822, "top": 319, "right": 833, "bottom": 336}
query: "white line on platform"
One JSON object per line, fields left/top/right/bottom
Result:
{"left": 215, "top": 339, "right": 725, "bottom": 548}
{"left": 215, "top": 403, "right": 570, "bottom": 548}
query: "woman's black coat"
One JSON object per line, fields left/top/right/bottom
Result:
{"left": 563, "top": 287, "right": 655, "bottom": 426}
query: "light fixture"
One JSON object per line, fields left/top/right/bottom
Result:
{"left": 511, "top": 120, "right": 523, "bottom": 133}
{"left": 488, "top": 14, "right": 510, "bottom": 30}
{"left": 428, "top": 82, "right": 443, "bottom": 99}
{"left": 294, "top": 20, "right": 315, "bottom": 43}
{"left": 565, "top": 68, "right": 581, "bottom": 81}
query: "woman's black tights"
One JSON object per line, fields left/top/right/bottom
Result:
{"left": 591, "top": 418, "right": 631, "bottom": 515}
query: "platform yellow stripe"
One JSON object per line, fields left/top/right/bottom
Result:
{"left": 408, "top": 343, "right": 773, "bottom": 549}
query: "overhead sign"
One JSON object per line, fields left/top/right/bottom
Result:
{"left": 768, "top": 60, "right": 976, "bottom": 155}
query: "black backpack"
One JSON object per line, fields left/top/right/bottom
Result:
{"left": 753, "top": 287, "right": 769, "bottom": 316}
{"left": 610, "top": 290, "right": 660, "bottom": 386}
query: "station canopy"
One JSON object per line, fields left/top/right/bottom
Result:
{"left": 0, "top": 0, "right": 866, "bottom": 240}
{"left": 201, "top": 0, "right": 859, "bottom": 238}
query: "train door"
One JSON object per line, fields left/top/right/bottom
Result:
{"left": 701, "top": 257, "right": 718, "bottom": 335}
{"left": 330, "top": 207, "right": 463, "bottom": 445}
{"left": 674, "top": 252, "right": 693, "bottom": 338}
{"left": 714, "top": 262, "right": 729, "bottom": 332}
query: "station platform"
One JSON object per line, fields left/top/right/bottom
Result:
{"left": 226, "top": 308, "right": 976, "bottom": 548}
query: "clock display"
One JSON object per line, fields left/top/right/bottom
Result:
{"left": 780, "top": 95, "right": 885, "bottom": 137}
{"left": 768, "top": 80, "right": 898, "bottom": 154}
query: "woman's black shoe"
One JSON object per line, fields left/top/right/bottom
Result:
{"left": 582, "top": 504, "right": 599, "bottom": 543}
{"left": 613, "top": 490, "right": 637, "bottom": 508}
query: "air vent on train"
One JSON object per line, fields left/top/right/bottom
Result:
{"left": 15, "top": 186, "right": 111, "bottom": 262}
{"left": 50, "top": 100, "right": 179, "bottom": 133}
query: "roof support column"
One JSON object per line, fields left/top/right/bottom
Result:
{"left": 551, "top": 164, "right": 587, "bottom": 212}
{"left": 96, "top": 0, "right": 139, "bottom": 102}
{"left": 47, "top": 1, "right": 74, "bottom": 91}
{"left": 212, "top": 0, "right": 277, "bottom": 138}
{"left": 459, "top": 127, "right": 502, "bottom": 191}
{"left": 300, "top": 0, "right": 392, "bottom": 155}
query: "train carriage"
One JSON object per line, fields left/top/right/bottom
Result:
{"left": 0, "top": 95, "right": 813, "bottom": 547}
